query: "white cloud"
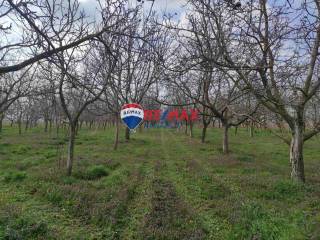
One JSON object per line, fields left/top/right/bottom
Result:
{"left": 77, "top": 0, "right": 188, "bottom": 20}
{"left": 128, "top": 0, "right": 187, "bottom": 15}
{"left": 151, "top": 0, "right": 187, "bottom": 12}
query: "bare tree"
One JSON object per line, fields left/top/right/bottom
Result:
{"left": 186, "top": 0, "right": 320, "bottom": 182}
{"left": 0, "top": 67, "right": 35, "bottom": 131}
{"left": 98, "top": 6, "right": 170, "bottom": 141}
{"left": 52, "top": 44, "right": 115, "bottom": 175}
{"left": 0, "top": 0, "right": 116, "bottom": 74}
{"left": 162, "top": 10, "right": 258, "bottom": 153}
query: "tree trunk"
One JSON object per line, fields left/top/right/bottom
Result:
{"left": 249, "top": 125, "right": 254, "bottom": 138}
{"left": 49, "top": 120, "right": 52, "bottom": 132}
{"left": 44, "top": 119, "right": 48, "bottom": 132}
{"left": 75, "top": 121, "right": 80, "bottom": 136}
{"left": 201, "top": 125, "right": 207, "bottom": 143}
{"left": 25, "top": 119, "right": 29, "bottom": 132}
{"left": 189, "top": 121, "right": 194, "bottom": 138}
{"left": 290, "top": 123, "right": 305, "bottom": 183}
{"left": 201, "top": 123, "right": 209, "bottom": 143}
{"left": 222, "top": 123, "right": 229, "bottom": 154}
{"left": 0, "top": 113, "right": 4, "bottom": 132}
{"left": 235, "top": 126, "right": 238, "bottom": 136}
{"left": 18, "top": 117, "right": 22, "bottom": 135}
{"left": 56, "top": 122, "right": 60, "bottom": 135}
{"left": 185, "top": 121, "right": 188, "bottom": 135}
{"left": 114, "top": 116, "right": 119, "bottom": 150}
{"left": 67, "top": 124, "right": 76, "bottom": 176}
{"left": 125, "top": 127, "right": 130, "bottom": 141}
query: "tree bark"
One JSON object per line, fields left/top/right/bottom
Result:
{"left": 125, "top": 127, "right": 130, "bottom": 141}
{"left": 0, "top": 113, "right": 4, "bottom": 133}
{"left": 222, "top": 123, "right": 229, "bottom": 154}
{"left": 18, "top": 116, "right": 22, "bottom": 135}
{"left": 201, "top": 124, "right": 208, "bottom": 143}
{"left": 25, "top": 119, "right": 29, "bottom": 132}
{"left": 103, "top": 120, "right": 107, "bottom": 130}
{"left": 114, "top": 116, "right": 119, "bottom": 150}
{"left": 249, "top": 124, "right": 254, "bottom": 138}
{"left": 67, "top": 124, "right": 76, "bottom": 176}
{"left": 185, "top": 120, "right": 188, "bottom": 135}
{"left": 75, "top": 122, "right": 80, "bottom": 136}
{"left": 56, "top": 122, "right": 60, "bottom": 135}
{"left": 49, "top": 120, "right": 52, "bottom": 132}
{"left": 44, "top": 119, "right": 48, "bottom": 132}
{"left": 290, "top": 123, "right": 305, "bottom": 183}
{"left": 189, "top": 121, "right": 194, "bottom": 138}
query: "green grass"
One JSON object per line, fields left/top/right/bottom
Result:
{"left": 74, "top": 165, "right": 109, "bottom": 180}
{"left": 0, "top": 125, "right": 319, "bottom": 239}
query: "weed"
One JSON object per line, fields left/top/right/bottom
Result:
{"left": 74, "top": 165, "right": 109, "bottom": 180}
{"left": 238, "top": 154, "right": 255, "bottom": 162}
{"left": 45, "top": 186, "right": 63, "bottom": 205}
{"left": 62, "top": 176, "right": 77, "bottom": 185}
{"left": 12, "top": 145, "right": 31, "bottom": 155}
{"left": 202, "top": 184, "right": 230, "bottom": 200}
{"left": 241, "top": 168, "right": 256, "bottom": 174}
{"left": 44, "top": 151, "right": 56, "bottom": 159}
{"left": 260, "top": 180, "right": 305, "bottom": 201}
{"left": 4, "top": 220, "right": 49, "bottom": 240}
{"left": 230, "top": 202, "right": 285, "bottom": 240}
{"left": 3, "top": 171, "right": 27, "bottom": 183}
{"left": 0, "top": 205, "right": 51, "bottom": 240}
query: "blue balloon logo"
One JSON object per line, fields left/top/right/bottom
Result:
{"left": 120, "top": 103, "right": 144, "bottom": 130}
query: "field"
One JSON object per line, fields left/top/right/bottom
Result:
{"left": 0, "top": 126, "right": 319, "bottom": 240}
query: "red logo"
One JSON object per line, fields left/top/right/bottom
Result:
{"left": 143, "top": 108, "right": 198, "bottom": 122}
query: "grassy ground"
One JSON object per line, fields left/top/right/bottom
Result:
{"left": 0, "top": 125, "right": 319, "bottom": 240}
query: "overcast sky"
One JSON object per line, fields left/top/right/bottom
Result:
{"left": 78, "top": 0, "right": 187, "bottom": 22}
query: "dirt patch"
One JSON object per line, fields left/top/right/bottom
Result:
{"left": 186, "top": 159, "right": 201, "bottom": 173}
{"left": 154, "top": 159, "right": 167, "bottom": 172}
{"left": 211, "top": 154, "right": 243, "bottom": 167}
{"left": 141, "top": 178, "right": 206, "bottom": 240}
